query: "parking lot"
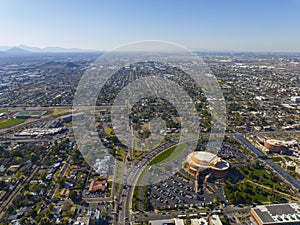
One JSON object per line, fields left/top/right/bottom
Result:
{"left": 148, "top": 173, "right": 227, "bottom": 210}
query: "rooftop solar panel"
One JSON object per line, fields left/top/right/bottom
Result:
{"left": 266, "top": 204, "right": 296, "bottom": 216}
{"left": 253, "top": 209, "right": 274, "bottom": 223}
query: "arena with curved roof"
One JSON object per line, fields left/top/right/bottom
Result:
{"left": 184, "top": 151, "right": 230, "bottom": 178}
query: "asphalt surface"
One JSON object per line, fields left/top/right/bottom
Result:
{"left": 148, "top": 174, "right": 226, "bottom": 210}
{"left": 115, "top": 140, "right": 176, "bottom": 225}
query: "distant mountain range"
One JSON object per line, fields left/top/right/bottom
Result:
{"left": 0, "top": 45, "right": 99, "bottom": 54}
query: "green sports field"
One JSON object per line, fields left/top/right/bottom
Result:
{"left": 0, "top": 118, "right": 25, "bottom": 129}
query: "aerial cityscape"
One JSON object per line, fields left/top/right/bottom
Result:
{"left": 0, "top": 1, "right": 300, "bottom": 225}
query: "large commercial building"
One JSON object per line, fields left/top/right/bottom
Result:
{"left": 264, "top": 139, "right": 288, "bottom": 154}
{"left": 250, "top": 203, "right": 300, "bottom": 225}
{"left": 184, "top": 151, "right": 229, "bottom": 178}
{"left": 291, "top": 96, "right": 300, "bottom": 103}
{"left": 149, "top": 219, "right": 184, "bottom": 225}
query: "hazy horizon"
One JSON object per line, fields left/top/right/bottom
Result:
{"left": 1, "top": 0, "right": 300, "bottom": 52}
{"left": 2, "top": 44, "right": 300, "bottom": 54}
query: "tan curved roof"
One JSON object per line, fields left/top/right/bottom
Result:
{"left": 266, "top": 139, "right": 286, "bottom": 146}
{"left": 192, "top": 151, "right": 217, "bottom": 163}
{"left": 186, "top": 151, "right": 229, "bottom": 171}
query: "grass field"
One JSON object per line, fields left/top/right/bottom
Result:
{"left": 0, "top": 118, "right": 25, "bottom": 129}
{"left": 50, "top": 108, "right": 72, "bottom": 116}
{"left": 0, "top": 109, "right": 6, "bottom": 113}
{"left": 149, "top": 143, "right": 186, "bottom": 166}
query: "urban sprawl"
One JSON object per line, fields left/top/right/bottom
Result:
{"left": 0, "top": 51, "right": 299, "bottom": 225}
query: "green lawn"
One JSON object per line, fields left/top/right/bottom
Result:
{"left": 149, "top": 143, "right": 186, "bottom": 166}
{"left": 272, "top": 156, "right": 292, "bottom": 163}
{"left": 272, "top": 157, "right": 283, "bottom": 163}
{"left": 284, "top": 156, "right": 292, "bottom": 161}
{"left": 240, "top": 165, "right": 279, "bottom": 188}
{"left": 0, "top": 118, "right": 25, "bottom": 129}
{"left": 114, "top": 161, "right": 123, "bottom": 195}
{"left": 225, "top": 163, "right": 292, "bottom": 205}
{"left": 224, "top": 181, "right": 276, "bottom": 204}
{"left": 0, "top": 109, "right": 6, "bottom": 113}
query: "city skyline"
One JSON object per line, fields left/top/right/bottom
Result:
{"left": 1, "top": 0, "right": 300, "bottom": 52}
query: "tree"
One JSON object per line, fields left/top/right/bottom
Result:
{"left": 101, "top": 210, "right": 108, "bottom": 218}
{"left": 213, "top": 196, "right": 220, "bottom": 206}
{"left": 29, "top": 209, "right": 37, "bottom": 218}
{"left": 69, "top": 190, "right": 77, "bottom": 200}
{"left": 62, "top": 201, "right": 72, "bottom": 213}
{"left": 19, "top": 217, "right": 27, "bottom": 224}
{"left": 15, "top": 156, "right": 23, "bottom": 164}
{"left": 31, "top": 153, "right": 39, "bottom": 164}
{"left": 0, "top": 181, "right": 5, "bottom": 189}
{"left": 63, "top": 217, "right": 70, "bottom": 225}
{"left": 57, "top": 177, "right": 66, "bottom": 187}
{"left": 29, "top": 183, "right": 39, "bottom": 192}
{"left": 40, "top": 217, "right": 51, "bottom": 225}
{"left": 48, "top": 204, "right": 54, "bottom": 211}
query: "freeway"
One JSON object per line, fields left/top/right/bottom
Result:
{"left": 0, "top": 138, "right": 49, "bottom": 144}
{"left": 115, "top": 140, "right": 176, "bottom": 225}
{"left": 235, "top": 134, "right": 267, "bottom": 158}
{"left": 235, "top": 133, "right": 300, "bottom": 190}
{"left": 264, "top": 159, "right": 300, "bottom": 190}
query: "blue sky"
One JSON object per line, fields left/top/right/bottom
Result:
{"left": 0, "top": 0, "right": 300, "bottom": 52}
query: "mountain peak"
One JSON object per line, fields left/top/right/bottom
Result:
{"left": 0, "top": 45, "right": 99, "bottom": 54}
{"left": 5, "top": 47, "right": 31, "bottom": 54}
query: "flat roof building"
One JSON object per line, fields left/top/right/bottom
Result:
{"left": 210, "top": 215, "right": 223, "bottom": 225}
{"left": 250, "top": 203, "right": 300, "bottom": 225}
{"left": 149, "top": 219, "right": 185, "bottom": 225}
{"left": 191, "top": 218, "right": 208, "bottom": 225}
{"left": 291, "top": 96, "right": 300, "bottom": 103}
{"left": 149, "top": 219, "right": 174, "bottom": 225}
